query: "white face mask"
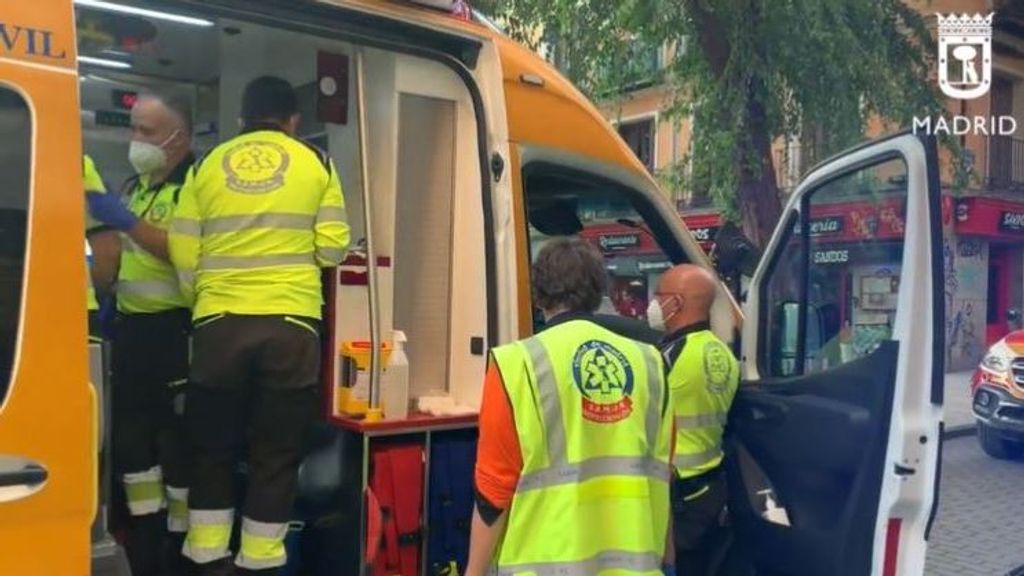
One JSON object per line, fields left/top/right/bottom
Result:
{"left": 646, "top": 299, "right": 666, "bottom": 331}
{"left": 128, "top": 141, "right": 168, "bottom": 175}
{"left": 128, "top": 130, "right": 178, "bottom": 175}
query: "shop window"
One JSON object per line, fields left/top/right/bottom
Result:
{"left": 523, "top": 163, "right": 685, "bottom": 332}
{"left": 761, "top": 157, "right": 907, "bottom": 377}
{"left": 0, "top": 89, "right": 31, "bottom": 403}
{"left": 617, "top": 118, "right": 655, "bottom": 173}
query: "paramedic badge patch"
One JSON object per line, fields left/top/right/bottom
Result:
{"left": 703, "top": 341, "right": 734, "bottom": 394}
{"left": 223, "top": 141, "right": 290, "bottom": 194}
{"left": 572, "top": 340, "right": 635, "bottom": 423}
{"left": 149, "top": 202, "right": 170, "bottom": 224}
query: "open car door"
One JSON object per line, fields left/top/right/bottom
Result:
{"left": 730, "top": 133, "right": 944, "bottom": 576}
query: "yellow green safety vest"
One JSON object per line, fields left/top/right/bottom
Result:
{"left": 168, "top": 128, "right": 350, "bottom": 320}
{"left": 117, "top": 166, "right": 191, "bottom": 314}
{"left": 490, "top": 319, "right": 673, "bottom": 575}
{"left": 667, "top": 329, "right": 739, "bottom": 479}
{"left": 83, "top": 155, "right": 106, "bottom": 312}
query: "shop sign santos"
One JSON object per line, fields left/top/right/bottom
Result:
{"left": 813, "top": 249, "right": 850, "bottom": 265}
{"left": 999, "top": 211, "right": 1024, "bottom": 234}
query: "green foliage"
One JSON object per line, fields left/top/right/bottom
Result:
{"left": 480, "top": 0, "right": 946, "bottom": 243}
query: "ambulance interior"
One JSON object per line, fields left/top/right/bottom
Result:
{"left": 75, "top": 1, "right": 706, "bottom": 422}
{"left": 76, "top": 2, "right": 490, "bottom": 417}
{"left": 72, "top": 5, "right": 709, "bottom": 569}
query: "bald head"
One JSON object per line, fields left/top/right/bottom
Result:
{"left": 654, "top": 264, "right": 717, "bottom": 332}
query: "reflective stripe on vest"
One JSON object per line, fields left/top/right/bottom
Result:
{"left": 668, "top": 330, "right": 739, "bottom": 479}
{"left": 174, "top": 207, "right": 349, "bottom": 237}
{"left": 517, "top": 455, "right": 672, "bottom": 492}
{"left": 492, "top": 320, "right": 672, "bottom": 575}
{"left": 118, "top": 279, "right": 182, "bottom": 300}
{"left": 198, "top": 252, "right": 316, "bottom": 271}
{"left": 496, "top": 549, "right": 663, "bottom": 576}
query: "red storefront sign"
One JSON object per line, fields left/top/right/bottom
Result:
{"left": 801, "top": 199, "right": 906, "bottom": 242}
{"left": 583, "top": 198, "right": 915, "bottom": 260}
{"left": 682, "top": 213, "right": 721, "bottom": 253}
{"left": 954, "top": 197, "right": 1024, "bottom": 239}
{"left": 580, "top": 214, "right": 724, "bottom": 256}
{"left": 581, "top": 223, "right": 662, "bottom": 256}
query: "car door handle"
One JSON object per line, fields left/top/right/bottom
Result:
{"left": 0, "top": 457, "right": 48, "bottom": 503}
{"left": 739, "top": 397, "right": 790, "bottom": 424}
{"left": 0, "top": 464, "right": 47, "bottom": 488}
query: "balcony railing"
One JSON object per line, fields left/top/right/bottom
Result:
{"left": 987, "top": 135, "right": 1024, "bottom": 191}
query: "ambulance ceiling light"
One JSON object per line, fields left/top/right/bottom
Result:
{"left": 74, "top": 0, "right": 216, "bottom": 27}
{"left": 78, "top": 55, "right": 132, "bottom": 70}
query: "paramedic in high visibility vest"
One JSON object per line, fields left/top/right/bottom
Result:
{"left": 83, "top": 154, "right": 119, "bottom": 337}
{"left": 168, "top": 76, "right": 349, "bottom": 575}
{"left": 86, "top": 91, "right": 197, "bottom": 576}
{"left": 467, "top": 236, "right": 676, "bottom": 576}
{"left": 648, "top": 264, "right": 739, "bottom": 576}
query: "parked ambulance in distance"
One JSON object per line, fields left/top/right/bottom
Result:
{"left": 0, "top": 0, "right": 943, "bottom": 575}
{"left": 972, "top": 331, "right": 1024, "bottom": 459}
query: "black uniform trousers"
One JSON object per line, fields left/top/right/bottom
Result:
{"left": 186, "top": 314, "right": 320, "bottom": 574}
{"left": 111, "top": 308, "right": 191, "bottom": 576}
{"left": 672, "top": 467, "right": 728, "bottom": 576}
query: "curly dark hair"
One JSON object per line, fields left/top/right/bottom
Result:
{"left": 532, "top": 236, "right": 608, "bottom": 314}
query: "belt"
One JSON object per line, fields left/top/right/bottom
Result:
{"left": 675, "top": 466, "right": 722, "bottom": 498}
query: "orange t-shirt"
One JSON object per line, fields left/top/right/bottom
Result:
{"left": 474, "top": 360, "right": 522, "bottom": 509}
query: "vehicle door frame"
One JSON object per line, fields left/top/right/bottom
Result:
{"left": 738, "top": 131, "right": 944, "bottom": 576}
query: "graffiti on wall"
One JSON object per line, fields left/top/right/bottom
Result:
{"left": 946, "top": 237, "right": 987, "bottom": 369}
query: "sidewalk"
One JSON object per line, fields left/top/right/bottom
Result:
{"left": 943, "top": 370, "right": 975, "bottom": 436}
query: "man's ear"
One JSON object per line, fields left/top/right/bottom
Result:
{"left": 287, "top": 113, "right": 302, "bottom": 136}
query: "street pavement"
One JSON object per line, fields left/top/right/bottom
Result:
{"left": 925, "top": 434, "right": 1024, "bottom": 576}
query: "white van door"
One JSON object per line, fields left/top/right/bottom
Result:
{"left": 731, "top": 133, "right": 943, "bottom": 576}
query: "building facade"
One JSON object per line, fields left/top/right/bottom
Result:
{"left": 591, "top": 0, "right": 1024, "bottom": 372}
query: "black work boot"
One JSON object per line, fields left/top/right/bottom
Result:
{"left": 191, "top": 558, "right": 236, "bottom": 576}
{"left": 159, "top": 532, "right": 189, "bottom": 576}
{"left": 236, "top": 568, "right": 282, "bottom": 576}
{"left": 126, "top": 512, "right": 166, "bottom": 576}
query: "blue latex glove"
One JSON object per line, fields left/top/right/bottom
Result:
{"left": 662, "top": 565, "right": 677, "bottom": 576}
{"left": 86, "top": 191, "right": 138, "bottom": 232}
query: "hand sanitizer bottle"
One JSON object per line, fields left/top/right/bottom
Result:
{"left": 382, "top": 330, "right": 410, "bottom": 420}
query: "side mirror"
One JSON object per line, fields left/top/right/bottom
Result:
{"left": 713, "top": 222, "right": 762, "bottom": 300}
{"left": 713, "top": 222, "right": 761, "bottom": 277}
{"left": 1009, "top": 308, "right": 1022, "bottom": 330}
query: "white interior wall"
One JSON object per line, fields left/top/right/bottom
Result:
{"left": 394, "top": 56, "right": 486, "bottom": 408}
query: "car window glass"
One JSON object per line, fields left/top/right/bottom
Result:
{"left": 762, "top": 157, "right": 908, "bottom": 376}
{"left": 0, "top": 88, "right": 31, "bottom": 404}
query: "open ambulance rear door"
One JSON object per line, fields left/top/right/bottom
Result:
{"left": 730, "top": 133, "right": 944, "bottom": 576}
{"left": 0, "top": 1, "right": 97, "bottom": 575}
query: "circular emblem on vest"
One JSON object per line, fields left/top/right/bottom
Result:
{"left": 222, "top": 141, "right": 291, "bottom": 194}
{"left": 150, "top": 201, "right": 170, "bottom": 223}
{"left": 703, "top": 341, "right": 734, "bottom": 394}
{"left": 572, "top": 340, "right": 635, "bottom": 423}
